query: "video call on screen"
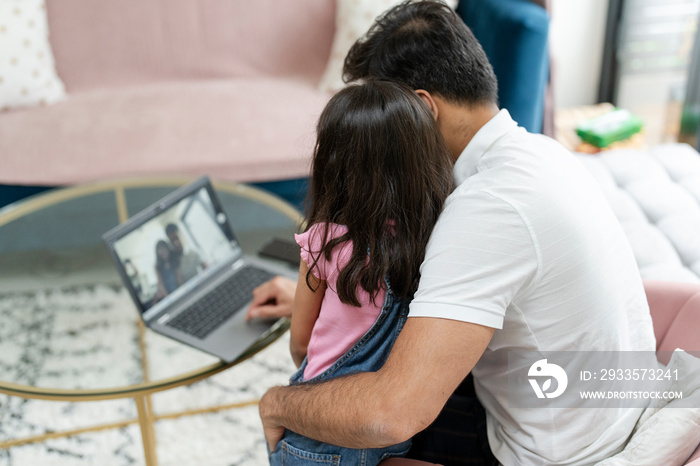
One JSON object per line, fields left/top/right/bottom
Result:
{"left": 113, "top": 188, "right": 238, "bottom": 310}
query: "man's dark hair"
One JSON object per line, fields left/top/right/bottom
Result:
{"left": 343, "top": 0, "right": 498, "bottom": 106}
{"left": 165, "top": 223, "right": 179, "bottom": 236}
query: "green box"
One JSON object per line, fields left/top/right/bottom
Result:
{"left": 576, "top": 109, "right": 644, "bottom": 148}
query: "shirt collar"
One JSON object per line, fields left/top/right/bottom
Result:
{"left": 453, "top": 109, "right": 518, "bottom": 184}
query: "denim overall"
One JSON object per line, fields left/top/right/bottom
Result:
{"left": 269, "top": 283, "right": 412, "bottom": 466}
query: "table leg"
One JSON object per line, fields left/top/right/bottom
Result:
{"left": 115, "top": 186, "right": 129, "bottom": 224}
{"left": 135, "top": 394, "right": 158, "bottom": 466}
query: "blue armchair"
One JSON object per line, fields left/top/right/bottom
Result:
{"left": 456, "top": 0, "right": 550, "bottom": 134}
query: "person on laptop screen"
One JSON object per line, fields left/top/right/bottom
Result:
{"left": 154, "top": 239, "right": 181, "bottom": 301}
{"left": 165, "top": 223, "right": 208, "bottom": 283}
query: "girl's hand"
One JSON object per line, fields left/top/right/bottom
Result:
{"left": 246, "top": 276, "right": 297, "bottom": 320}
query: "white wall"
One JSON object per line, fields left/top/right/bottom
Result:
{"left": 550, "top": 0, "right": 610, "bottom": 108}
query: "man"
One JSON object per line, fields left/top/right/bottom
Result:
{"left": 253, "top": 2, "right": 657, "bottom": 464}
{"left": 165, "top": 223, "right": 207, "bottom": 283}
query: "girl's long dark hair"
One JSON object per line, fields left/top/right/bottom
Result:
{"left": 305, "top": 79, "right": 455, "bottom": 306}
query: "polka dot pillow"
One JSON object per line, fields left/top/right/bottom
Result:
{"left": 0, "top": 0, "right": 66, "bottom": 111}
{"left": 318, "top": 0, "right": 459, "bottom": 93}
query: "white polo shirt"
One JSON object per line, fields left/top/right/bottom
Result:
{"left": 409, "top": 110, "right": 657, "bottom": 465}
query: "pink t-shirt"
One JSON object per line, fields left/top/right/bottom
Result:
{"left": 294, "top": 223, "right": 385, "bottom": 380}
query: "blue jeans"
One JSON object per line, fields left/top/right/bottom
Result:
{"left": 269, "top": 287, "right": 412, "bottom": 466}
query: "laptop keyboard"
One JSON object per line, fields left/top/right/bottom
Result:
{"left": 166, "top": 265, "right": 276, "bottom": 340}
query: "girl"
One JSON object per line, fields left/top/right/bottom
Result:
{"left": 154, "top": 240, "right": 181, "bottom": 298}
{"left": 269, "top": 79, "right": 454, "bottom": 465}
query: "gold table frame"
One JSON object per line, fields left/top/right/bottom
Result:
{"left": 0, "top": 177, "right": 303, "bottom": 466}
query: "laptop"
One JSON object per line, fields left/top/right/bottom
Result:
{"left": 102, "top": 176, "right": 297, "bottom": 363}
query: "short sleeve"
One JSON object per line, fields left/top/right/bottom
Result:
{"left": 294, "top": 223, "right": 351, "bottom": 281}
{"left": 409, "top": 191, "right": 540, "bottom": 329}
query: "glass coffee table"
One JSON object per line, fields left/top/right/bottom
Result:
{"left": 0, "top": 178, "right": 303, "bottom": 466}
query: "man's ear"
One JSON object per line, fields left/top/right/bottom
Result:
{"left": 415, "top": 89, "right": 439, "bottom": 120}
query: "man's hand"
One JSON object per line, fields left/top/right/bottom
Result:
{"left": 257, "top": 317, "right": 495, "bottom": 449}
{"left": 247, "top": 276, "right": 297, "bottom": 320}
{"left": 260, "top": 387, "right": 286, "bottom": 452}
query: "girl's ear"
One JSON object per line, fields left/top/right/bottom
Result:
{"left": 415, "top": 89, "right": 439, "bottom": 120}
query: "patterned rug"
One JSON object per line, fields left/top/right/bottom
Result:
{"left": 0, "top": 285, "right": 297, "bottom": 466}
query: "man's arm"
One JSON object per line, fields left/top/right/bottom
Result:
{"left": 259, "top": 315, "right": 494, "bottom": 450}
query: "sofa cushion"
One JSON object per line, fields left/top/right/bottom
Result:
{"left": 45, "top": 0, "right": 335, "bottom": 92}
{"left": 458, "top": 0, "right": 549, "bottom": 133}
{"left": 0, "top": 78, "right": 329, "bottom": 185}
{"left": 0, "top": 0, "right": 66, "bottom": 110}
{"left": 575, "top": 144, "right": 700, "bottom": 283}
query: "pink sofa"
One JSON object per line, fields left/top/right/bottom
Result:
{"left": 383, "top": 280, "right": 700, "bottom": 466}
{"left": 644, "top": 280, "right": 700, "bottom": 465}
{"left": 0, "top": 0, "right": 334, "bottom": 188}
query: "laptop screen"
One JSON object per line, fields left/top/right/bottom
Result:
{"left": 109, "top": 183, "right": 242, "bottom": 313}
